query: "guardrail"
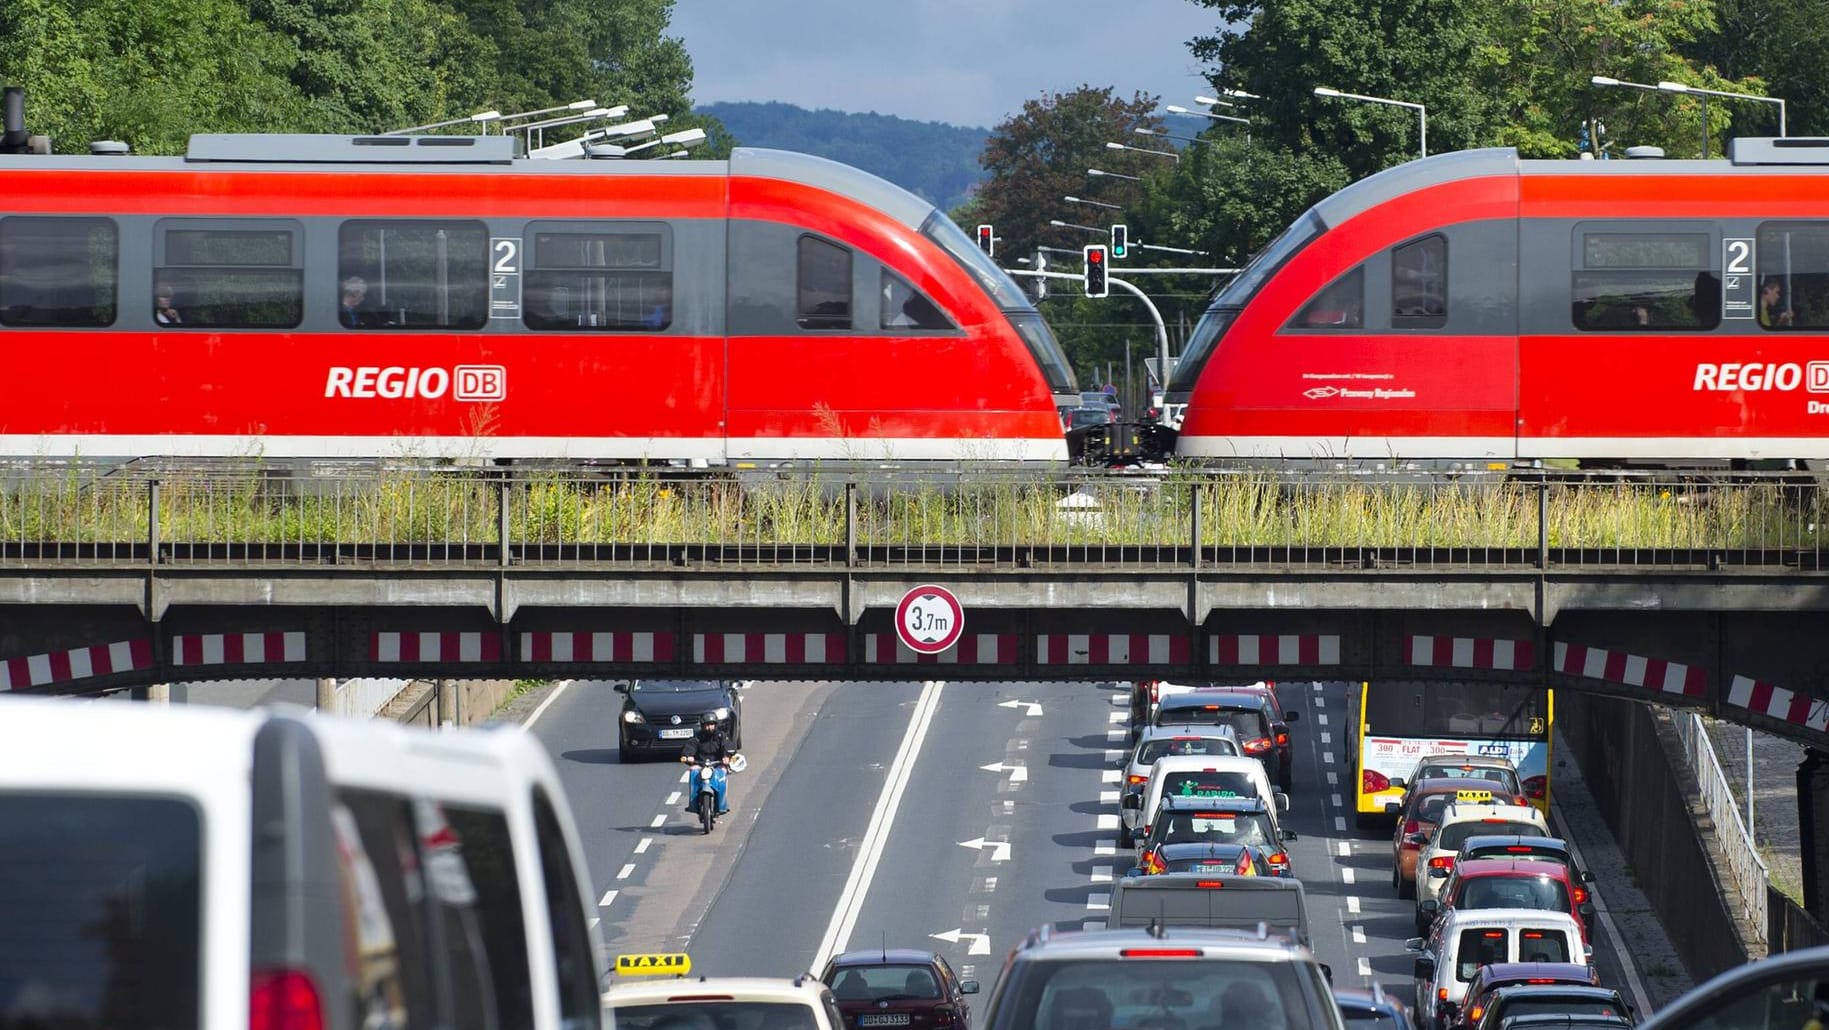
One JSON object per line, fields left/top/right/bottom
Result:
{"left": 1674, "top": 712, "right": 1771, "bottom": 946}
{"left": 0, "top": 465, "right": 1823, "bottom": 569}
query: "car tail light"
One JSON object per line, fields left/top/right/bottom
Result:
{"left": 251, "top": 970, "right": 322, "bottom": 1030}
{"left": 934, "top": 1007, "right": 956, "bottom": 1027}
{"left": 1121, "top": 948, "right": 1203, "bottom": 958}
{"left": 1127, "top": 774, "right": 1148, "bottom": 785}
{"left": 1438, "top": 988, "right": 1449, "bottom": 1002}
{"left": 1275, "top": 731, "right": 1289, "bottom": 747}
{"left": 1267, "top": 850, "right": 1289, "bottom": 872}
{"left": 1505, "top": 845, "right": 1533, "bottom": 853}
{"left": 1572, "top": 885, "right": 1589, "bottom": 904}
{"left": 1525, "top": 978, "right": 1559, "bottom": 984}
{"left": 1429, "top": 856, "right": 1455, "bottom": 872}
{"left": 1482, "top": 930, "right": 1505, "bottom": 938}
{"left": 1523, "top": 775, "right": 1547, "bottom": 800}
{"left": 1197, "top": 880, "right": 1227, "bottom": 888}
{"left": 1364, "top": 769, "right": 1390, "bottom": 793}
{"left": 1242, "top": 737, "right": 1272, "bottom": 754}
{"left": 1401, "top": 820, "right": 1422, "bottom": 850}
{"left": 1468, "top": 1005, "right": 1485, "bottom": 1022}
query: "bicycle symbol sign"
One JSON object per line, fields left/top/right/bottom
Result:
{"left": 895, "top": 584, "right": 964, "bottom": 655}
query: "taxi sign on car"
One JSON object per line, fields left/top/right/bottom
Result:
{"left": 1454, "top": 789, "right": 1494, "bottom": 804}
{"left": 615, "top": 952, "right": 692, "bottom": 976}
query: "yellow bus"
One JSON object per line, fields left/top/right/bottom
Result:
{"left": 1347, "top": 680, "right": 1552, "bottom": 828}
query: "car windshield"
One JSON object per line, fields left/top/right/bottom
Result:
{"left": 1514, "top": 930, "right": 1573, "bottom": 964}
{"left": 828, "top": 964, "right": 941, "bottom": 1001}
{"left": 1339, "top": 1007, "right": 1405, "bottom": 1030}
{"left": 633, "top": 680, "right": 725, "bottom": 694}
{"left": 613, "top": 1002, "right": 821, "bottom": 1030}
{"left": 1456, "top": 875, "right": 1570, "bottom": 912}
{"left": 1159, "top": 705, "right": 1263, "bottom": 739}
{"left": 1500, "top": 999, "right": 1624, "bottom": 1020}
{"left": 1162, "top": 849, "right": 1255, "bottom": 874}
{"left": 1166, "top": 212, "right": 1324, "bottom": 394}
{"left": 1162, "top": 771, "right": 1256, "bottom": 801}
{"left": 1418, "top": 764, "right": 1522, "bottom": 794}
{"left": 1440, "top": 821, "right": 1541, "bottom": 851}
{"left": 1137, "top": 737, "right": 1238, "bottom": 764}
{"left": 1455, "top": 930, "right": 1510, "bottom": 982}
{"left": 996, "top": 958, "right": 1312, "bottom": 1030}
{"left": 1069, "top": 407, "right": 1112, "bottom": 429}
{"left": 1154, "top": 810, "right": 1274, "bottom": 847}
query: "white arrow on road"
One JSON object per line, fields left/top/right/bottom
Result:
{"left": 958, "top": 837, "right": 1012, "bottom": 862}
{"left": 931, "top": 928, "right": 992, "bottom": 955}
{"left": 980, "top": 761, "right": 1029, "bottom": 783}
{"left": 998, "top": 699, "right": 1044, "bottom": 717}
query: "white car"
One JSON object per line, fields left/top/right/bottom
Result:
{"left": 1407, "top": 908, "right": 1591, "bottom": 1030}
{"left": 1414, "top": 794, "right": 1550, "bottom": 910}
{"left": 1117, "top": 725, "right": 1240, "bottom": 846}
{"left": 606, "top": 972, "right": 843, "bottom": 1030}
{"left": 1130, "top": 753, "right": 1287, "bottom": 852}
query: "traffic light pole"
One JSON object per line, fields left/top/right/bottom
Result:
{"left": 1005, "top": 270, "right": 1171, "bottom": 390}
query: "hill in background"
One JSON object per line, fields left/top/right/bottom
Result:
{"left": 699, "top": 101, "right": 988, "bottom": 211}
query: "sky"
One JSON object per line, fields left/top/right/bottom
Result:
{"left": 667, "top": 0, "right": 1222, "bottom": 128}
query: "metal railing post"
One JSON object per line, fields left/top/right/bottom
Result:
{"left": 147, "top": 479, "right": 161, "bottom": 565}
{"left": 1537, "top": 478, "right": 1549, "bottom": 570}
{"left": 1190, "top": 480, "right": 1203, "bottom": 569}
{"left": 497, "top": 477, "right": 511, "bottom": 568}
{"left": 845, "top": 482, "right": 857, "bottom": 567}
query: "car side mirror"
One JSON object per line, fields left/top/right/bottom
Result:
{"left": 1275, "top": 791, "right": 1290, "bottom": 813}
{"left": 1419, "top": 900, "right": 1439, "bottom": 918}
{"left": 1579, "top": 902, "right": 1596, "bottom": 920}
{"left": 1282, "top": 828, "right": 1299, "bottom": 842}
{"left": 1406, "top": 832, "right": 1429, "bottom": 846}
{"left": 961, "top": 981, "right": 980, "bottom": 995}
{"left": 1582, "top": 870, "right": 1594, "bottom": 882}
{"left": 612, "top": 682, "right": 630, "bottom": 694}
{"left": 1404, "top": 937, "right": 1424, "bottom": 952}
{"left": 1283, "top": 710, "right": 1300, "bottom": 722}
{"left": 1122, "top": 793, "right": 1143, "bottom": 810}
{"left": 1390, "top": 777, "right": 1406, "bottom": 791}
{"left": 1414, "top": 955, "right": 1437, "bottom": 979}
{"left": 1319, "top": 963, "right": 1333, "bottom": 984}
{"left": 1429, "top": 864, "right": 1451, "bottom": 877}
{"left": 1384, "top": 801, "right": 1403, "bottom": 815}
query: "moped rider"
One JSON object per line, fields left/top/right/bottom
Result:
{"left": 680, "top": 712, "right": 736, "bottom": 815}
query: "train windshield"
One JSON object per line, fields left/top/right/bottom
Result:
{"left": 922, "top": 212, "right": 1077, "bottom": 395}
{"left": 1167, "top": 212, "right": 1324, "bottom": 393}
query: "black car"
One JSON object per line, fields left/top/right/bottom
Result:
{"left": 1154, "top": 691, "right": 1294, "bottom": 789}
{"left": 614, "top": 679, "right": 741, "bottom": 762}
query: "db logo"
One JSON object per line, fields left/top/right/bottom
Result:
{"left": 1810, "top": 362, "right": 1829, "bottom": 394}
{"left": 1303, "top": 386, "right": 1340, "bottom": 400}
{"left": 455, "top": 365, "right": 506, "bottom": 401}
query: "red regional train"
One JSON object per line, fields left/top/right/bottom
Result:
{"left": 0, "top": 127, "right": 1077, "bottom": 464}
{"left": 1166, "top": 139, "right": 1829, "bottom": 468}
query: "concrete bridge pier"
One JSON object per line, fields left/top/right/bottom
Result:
{"left": 316, "top": 678, "right": 335, "bottom": 711}
{"left": 1800, "top": 750, "right": 1829, "bottom": 925}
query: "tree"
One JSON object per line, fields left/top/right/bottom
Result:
{"left": 1687, "top": 0, "right": 1826, "bottom": 138}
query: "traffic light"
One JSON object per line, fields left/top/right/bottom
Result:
{"left": 976, "top": 224, "right": 994, "bottom": 257}
{"left": 1111, "top": 224, "right": 1128, "bottom": 259}
{"left": 1083, "top": 244, "right": 1109, "bottom": 298}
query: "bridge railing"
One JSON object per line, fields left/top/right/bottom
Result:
{"left": 1674, "top": 711, "right": 1772, "bottom": 945}
{"left": 0, "top": 466, "right": 1822, "bottom": 569}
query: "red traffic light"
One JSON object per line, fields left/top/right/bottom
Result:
{"left": 975, "top": 223, "right": 994, "bottom": 257}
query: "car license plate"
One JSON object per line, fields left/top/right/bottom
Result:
{"left": 859, "top": 1016, "right": 911, "bottom": 1027}
{"left": 658, "top": 728, "right": 694, "bottom": 740}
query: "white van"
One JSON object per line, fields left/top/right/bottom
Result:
{"left": 0, "top": 697, "right": 606, "bottom": 1030}
{"left": 1132, "top": 754, "right": 1287, "bottom": 852}
{"left": 1406, "top": 908, "right": 1591, "bottom": 1030}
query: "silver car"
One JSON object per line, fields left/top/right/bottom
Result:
{"left": 1117, "top": 724, "right": 1239, "bottom": 847}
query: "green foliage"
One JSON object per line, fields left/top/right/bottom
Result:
{"left": 700, "top": 101, "right": 987, "bottom": 210}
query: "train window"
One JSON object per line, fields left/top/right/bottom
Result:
{"left": 1392, "top": 234, "right": 1447, "bottom": 328}
{"left": 797, "top": 235, "right": 852, "bottom": 330}
{"left": 524, "top": 225, "right": 672, "bottom": 331}
{"left": 1571, "top": 229, "right": 1719, "bottom": 331}
{"left": 1755, "top": 223, "right": 1829, "bottom": 329}
{"left": 1292, "top": 266, "right": 1364, "bottom": 329}
{"left": 881, "top": 270, "right": 952, "bottom": 331}
{"left": 0, "top": 217, "right": 118, "bottom": 327}
{"left": 337, "top": 220, "right": 488, "bottom": 330}
{"left": 154, "top": 221, "right": 303, "bottom": 329}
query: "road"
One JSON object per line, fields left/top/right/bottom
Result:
{"left": 529, "top": 679, "right": 1642, "bottom": 1008}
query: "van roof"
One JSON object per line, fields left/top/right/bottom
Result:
{"left": 1440, "top": 801, "right": 1544, "bottom": 824}
{"left": 1440, "top": 907, "right": 1584, "bottom": 930}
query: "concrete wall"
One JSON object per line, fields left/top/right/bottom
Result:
{"left": 382, "top": 679, "right": 525, "bottom": 727}
{"left": 1558, "top": 691, "right": 1749, "bottom": 980}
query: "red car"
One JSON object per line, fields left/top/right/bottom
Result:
{"left": 1415, "top": 858, "right": 1593, "bottom": 943}
{"left": 820, "top": 949, "right": 979, "bottom": 1030}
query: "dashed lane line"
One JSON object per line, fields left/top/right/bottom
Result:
{"left": 665, "top": 792, "right": 681, "bottom": 806}
{"left": 1095, "top": 841, "right": 1117, "bottom": 857}
{"left": 1087, "top": 893, "right": 1111, "bottom": 911}
{"left": 1351, "top": 925, "right": 1366, "bottom": 945}
{"left": 616, "top": 863, "right": 636, "bottom": 880}
{"left": 1357, "top": 957, "right": 1372, "bottom": 979}
{"left": 598, "top": 889, "right": 618, "bottom": 907}
{"left": 1334, "top": 816, "right": 1346, "bottom": 832}
{"left": 1102, "top": 768, "right": 1121, "bottom": 783}
{"left": 1347, "top": 896, "right": 1361, "bottom": 915}
{"left": 1342, "top": 868, "right": 1355, "bottom": 885}
{"left": 1108, "top": 710, "right": 1128, "bottom": 723}
{"left": 650, "top": 814, "right": 666, "bottom": 828}
{"left": 1096, "top": 814, "right": 1120, "bottom": 830}
{"left": 1337, "top": 841, "right": 1351, "bottom": 857}
{"left": 1099, "top": 790, "right": 1120, "bottom": 804}
{"left": 634, "top": 837, "right": 652, "bottom": 854}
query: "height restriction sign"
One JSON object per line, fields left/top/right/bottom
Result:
{"left": 895, "top": 584, "right": 964, "bottom": 655}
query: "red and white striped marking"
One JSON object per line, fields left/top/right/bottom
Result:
{"left": 0, "top": 639, "right": 153, "bottom": 692}
{"left": 171, "top": 631, "right": 306, "bottom": 666}
{"left": 1038, "top": 634, "right": 1189, "bottom": 665}
{"left": 1727, "top": 675, "right": 1829, "bottom": 733}
{"left": 865, "top": 633, "right": 1019, "bottom": 665}
{"left": 1407, "top": 635, "right": 1535, "bottom": 671}
{"left": 693, "top": 633, "right": 845, "bottom": 664}
{"left": 521, "top": 631, "right": 674, "bottom": 662}
{"left": 1209, "top": 635, "right": 1341, "bottom": 665}
{"left": 1552, "top": 641, "right": 1705, "bottom": 697}
{"left": 372, "top": 632, "right": 502, "bottom": 663}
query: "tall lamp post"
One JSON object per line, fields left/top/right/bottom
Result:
{"left": 1087, "top": 167, "right": 1143, "bottom": 182}
{"left": 1659, "top": 80, "right": 1787, "bottom": 150}
{"left": 1314, "top": 86, "right": 1427, "bottom": 158}
{"left": 1063, "top": 195, "right": 1123, "bottom": 212}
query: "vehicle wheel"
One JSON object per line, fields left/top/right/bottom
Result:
{"left": 617, "top": 741, "right": 635, "bottom": 764}
{"left": 699, "top": 792, "right": 715, "bottom": 834}
{"left": 733, "top": 720, "right": 743, "bottom": 750}
{"left": 1353, "top": 811, "right": 1379, "bottom": 831}
{"left": 1118, "top": 823, "right": 1133, "bottom": 849}
{"left": 1398, "top": 874, "right": 1415, "bottom": 901}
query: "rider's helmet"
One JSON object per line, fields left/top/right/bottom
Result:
{"left": 698, "top": 711, "right": 720, "bottom": 736}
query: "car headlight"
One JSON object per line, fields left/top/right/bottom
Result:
{"left": 622, "top": 710, "right": 645, "bottom": 724}
{"left": 713, "top": 707, "right": 731, "bottom": 721}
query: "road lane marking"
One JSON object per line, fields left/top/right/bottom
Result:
{"left": 1108, "top": 710, "right": 1128, "bottom": 723}
{"left": 1087, "top": 893, "right": 1110, "bottom": 910}
{"left": 589, "top": 917, "right": 600, "bottom": 931}
{"left": 679, "top": 771, "right": 690, "bottom": 783}
{"left": 1320, "top": 732, "right": 1332, "bottom": 746}
{"left": 665, "top": 792, "right": 681, "bottom": 806}
{"left": 1327, "top": 771, "right": 1338, "bottom": 786}
{"left": 617, "top": 863, "right": 635, "bottom": 880}
{"left": 1357, "top": 957, "right": 1372, "bottom": 978}
{"left": 810, "top": 680, "right": 946, "bottom": 971}
{"left": 1318, "top": 714, "right": 1329, "bottom": 726}
{"left": 635, "top": 837, "right": 652, "bottom": 854}
{"left": 1550, "top": 781, "right": 1654, "bottom": 1018}
{"left": 1097, "top": 814, "right": 1120, "bottom": 830}
{"left": 525, "top": 679, "right": 575, "bottom": 728}
{"left": 1102, "top": 769, "right": 1120, "bottom": 783}
{"left": 650, "top": 814, "right": 666, "bottom": 828}
{"left": 1090, "top": 866, "right": 1113, "bottom": 883}
{"left": 1334, "top": 816, "right": 1346, "bottom": 831}
{"left": 1323, "top": 751, "right": 1336, "bottom": 765}
{"left": 1106, "top": 729, "right": 1127, "bottom": 744}
{"left": 1352, "top": 925, "right": 1366, "bottom": 945}
{"left": 1347, "top": 896, "right": 1361, "bottom": 914}
{"left": 1099, "top": 790, "right": 1120, "bottom": 804}
{"left": 1337, "top": 842, "right": 1351, "bottom": 857}
{"left": 1095, "top": 841, "right": 1117, "bottom": 857}
{"left": 1342, "top": 868, "right": 1355, "bottom": 884}
{"left": 1313, "top": 684, "right": 1324, "bottom": 693}
{"left": 980, "top": 761, "right": 1028, "bottom": 783}
{"left": 598, "top": 889, "right": 618, "bottom": 907}
{"left": 1331, "top": 794, "right": 1343, "bottom": 809}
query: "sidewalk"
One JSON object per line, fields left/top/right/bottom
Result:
{"left": 1703, "top": 720, "right": 1806, "bottom": 903}
{"left": 1550, "top": 728, "right": 1696, "bottom": 1012}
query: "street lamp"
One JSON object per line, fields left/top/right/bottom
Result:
{"left": 1087, "top": 167, "right": 1143, "bottom": 182}
{"left": 496, "top": 99, "right": 603, "bottom": 128}
{"left": 1135, "top": 127, "right": 1207, "bottom": 147}
{"left": 1314, "top": 86, "right": 1427, "bottom": 158}
{"left": 1165, "top": 105, "right": 1250, "bottom": 126}
{"left": 1049, "top": 219, "right": 1107, "bottom": 236}
{"left": 1105, "top": 140, "right": 1179, "bottom": 162}
{"left": 1659, "top": 80, "right": 1787, "bottom": 138}
{"left": 1211, "top": 90, "right": 1263, "bottom": 102}
{"left": 1063, "top": 194, "right": 1123, "bottom": 212}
